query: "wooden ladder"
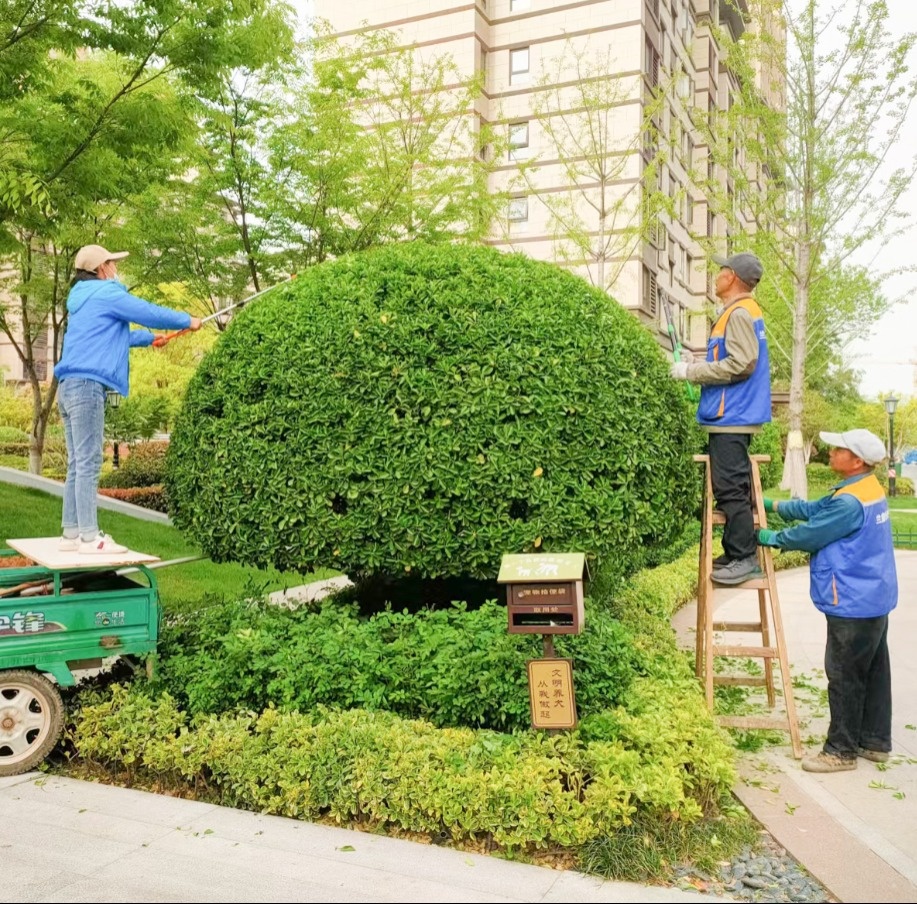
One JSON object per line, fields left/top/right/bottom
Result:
{"left": 694, "top": 453, "right": 803, "bottom": 759}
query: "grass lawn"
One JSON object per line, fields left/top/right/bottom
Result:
{"left": 0, "top": 482, "right": 336, "bottom": 611}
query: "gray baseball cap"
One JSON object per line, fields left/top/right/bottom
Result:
{"left": 712, "top": 251, "right": 763, "bottom": 288}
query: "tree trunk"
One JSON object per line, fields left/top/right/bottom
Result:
{"left": 781, "top": 240, "right": 810, "bottom": 499}
{"left": 28, "top": 378, "right": 45, "bottom": 476}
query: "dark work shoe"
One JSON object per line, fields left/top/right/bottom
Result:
{"left": 858, "top": 747, "right": 890, "bottom": 763}
{"left": 711, "top": 555, "right": 762, "bottom": 585}
{"left": 802, "top": 751, "right": 857, "bottom": 773}
{"left": 712, "top": 554, "right": 730, "bottom": 567}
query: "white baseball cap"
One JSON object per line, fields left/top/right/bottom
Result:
{"left": 819, "top": 429, "right": 887, "bottom": 465}
{"left": 74, "top": 244, "right": 129, "bottom": 272}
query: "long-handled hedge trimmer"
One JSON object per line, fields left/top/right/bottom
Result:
{"left": 661, "top": 290, "right": 699, "bottom": 403}
{"left": 152, "top": 275, "right": 296, "bottom": 348}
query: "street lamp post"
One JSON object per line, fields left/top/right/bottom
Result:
{"left": 885, "top": 395, "right": 899, "bottom": 498}
{"left": 105, "top": 390, "right": 122, "bottom": 469}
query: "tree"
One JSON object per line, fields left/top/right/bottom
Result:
{"left": 699, "top": 0, "right": 917, "bottom": 498}
{"left": 269, "top": 27, "right": 502, "bottom": 268}
{"left": 754, "top": 252, "right": 888, "bottom": 393}
{"left": 0, "top": 1, "right": 83, "bottom": 222}
{"left": 510, "top": 40, "right": 675, "bottom": 294}
{"left": 0, "top": 0, "right": 296, "bottom": 473}
{"left": 0, "top": 51, "right": 193, "bottom": 472}
{"left": 120, "top": 27, "right": 296, "bottom": 314}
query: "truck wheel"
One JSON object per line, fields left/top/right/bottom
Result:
{"left": 0, "top": 670, "right": 64, "bottom": 777}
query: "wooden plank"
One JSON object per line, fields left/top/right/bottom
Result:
{"left": 718, "top": 715, "right": 793, "bottom": 731}
{"left": 713, "top": 676, "right": 768, "bottom": 687}
{"left": 712, "top": 645, "right": 777, "bottom": 658}
{"left": 711, "top": 514, "right": 764, "bottom": 526}
{"left": 719, "top": 578, "right": 770, "bottom": 590}
{"left": 714, "top": 621, "right": 763, "bottom": 632}
{"left": 6, "top": 537, "right": 159, "bottom": 570}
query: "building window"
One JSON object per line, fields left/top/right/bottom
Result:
{"left": 508, "top": 197, "right": 529, "bottom": 222}
{"left": 644, "top": 37, "right": 659, "bottom": 88}
{"left": 676, "top": 68, "right": 693, "bottom": 102}
{"left": 33, "top": 328, "right": 48, "bottom": 382}
{"left": 508, "top": 122, "right": 529, "bottom": 160}
{"left": 510, "top": 47, "right": 529, "bottom": 85}
{"left": 642, "top": 266, "right": 658, "bottom": 316}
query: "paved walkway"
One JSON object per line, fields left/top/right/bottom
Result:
{"left": 0, "top": 773, "right": 732, "bottom": 904}
{"left": 673, "top": 549, "right": 917, "bottom": 903}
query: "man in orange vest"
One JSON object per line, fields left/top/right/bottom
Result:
{"left": 758, "top": 429, "right": 897, "bottom": 773}
{"left": 670, "top": 251, "right": 771, "bottom": 586}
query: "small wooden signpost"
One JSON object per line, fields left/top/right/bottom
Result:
{"left": 498, "top": 553, "right": 585, "bottom": 730}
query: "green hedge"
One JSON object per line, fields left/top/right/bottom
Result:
{"left": 72, "top": 683, "right": 735, "bottom": 849}
{"left": 100, "top": 441, "right": 168, "bottom": 489}
{"left": 748, "top": 422, "right": 782, "bottom": 491}
{"left": 0, "top": 427, "right": 28, "bottom": 443}
{"left": 98, "top": 486, "right": 168, "bottom": 513}
{"left": 156, "top": 596, "right": 645, "bottom": 732}
{"left": 167, "top": 242, "right": 700, "bottom": 581}
{"left": 0, "top": 440, "right": 65, "bottom": 456}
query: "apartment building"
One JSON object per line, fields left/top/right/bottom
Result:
{"left": 0, "top": 331, "right": 52, "bottom": 385}
{"left": 313, "top": 0, "right": 766, "bottom": 351}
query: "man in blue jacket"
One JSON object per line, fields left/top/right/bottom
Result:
{"left": 758, "top": 429, "right": 897, "bottom": 773}
{"left": 54, "top": 244, "right": 201, "bottom": 554}
{"left": 670, "top": 251, "right": 771, "bottom": 586}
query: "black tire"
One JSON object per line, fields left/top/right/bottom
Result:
{"left": 0, "top": 670, "right": 64, "bottom": 776}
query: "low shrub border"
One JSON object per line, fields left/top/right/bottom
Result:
{"left": 64, "top": 540, "right": 810, "bottom": 869}
{"left": 98, "top": 485, "right": 168, "bottom": 513}
{"left": 71, "top": 678, "right": 736, "bottom": 852}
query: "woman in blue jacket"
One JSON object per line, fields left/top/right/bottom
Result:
{"left": 54, "top": 244, "right": 201, "bottom": 554}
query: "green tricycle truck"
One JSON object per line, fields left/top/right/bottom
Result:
{"left": 0, "top": 538, "right": 178, "bottom": 776}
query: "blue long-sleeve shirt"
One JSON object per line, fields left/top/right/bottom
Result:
{"left": 770, "top": 474, "right": 868, "bottom": 553}
{"left": 55, "top": 279, "right": 191, "bottom": 395}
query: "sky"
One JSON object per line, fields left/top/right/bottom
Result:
{"left": 840, "top": 0, "right": 917, "bottom": 400}
{"left": 289, "top": 1, "right": 917, "bottom": 400}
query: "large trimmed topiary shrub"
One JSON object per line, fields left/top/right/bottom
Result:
{"left": 167, "top": 242, "right": 699, "bottom": 579}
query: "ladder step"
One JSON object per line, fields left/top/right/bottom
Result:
{"left": 713, "top": 676, "right": 768, "bottom": 687}
{"left": 712, "top": 645, "right": 777, "bottom": 658}
{"left": 717, "top": 715, "right": 792, "bottom": 731}
{"left": 714, "top": 621, "right": 764, "bottom": 632}
{"left": 712, "top": 513, "right": 764, "bottom": 526}
{"left": 716, "top": 578, "right": 770, "bottom": 590}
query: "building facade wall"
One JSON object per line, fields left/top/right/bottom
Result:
{"left": 315, "top": 0, "right": 761, "bottom": 353}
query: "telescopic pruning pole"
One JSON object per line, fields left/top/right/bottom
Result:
{"left": 152, "top": 275, "right": 296, "bottom": 348}
{"left": 661, "top": 291, "right": 699, "bottom": 403}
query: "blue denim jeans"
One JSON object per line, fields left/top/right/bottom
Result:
{"left": 824, "top": 613, "right": 892, "bottom": 758}
{"left": 58, "top": 377, "right": 106, "bottom": 541}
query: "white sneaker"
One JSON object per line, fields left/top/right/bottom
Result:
{"left": 79, "top": 533, "right": 129, "bottom": 555}
{"left": 58, "top": 536, "right": 80, "bottom": 552}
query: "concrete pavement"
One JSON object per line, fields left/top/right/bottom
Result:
{"left": 673, "top": 549, "right": 917, "bottom": 903}
{"left": 0, "top": 772, "right": 733, "bottom": 904}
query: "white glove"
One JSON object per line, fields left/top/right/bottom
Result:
{"left": 677, "top": 350, "right": 695, "bottom": 364}
{"left": 670, "top": 361, "right": 690, "bottom": 380}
